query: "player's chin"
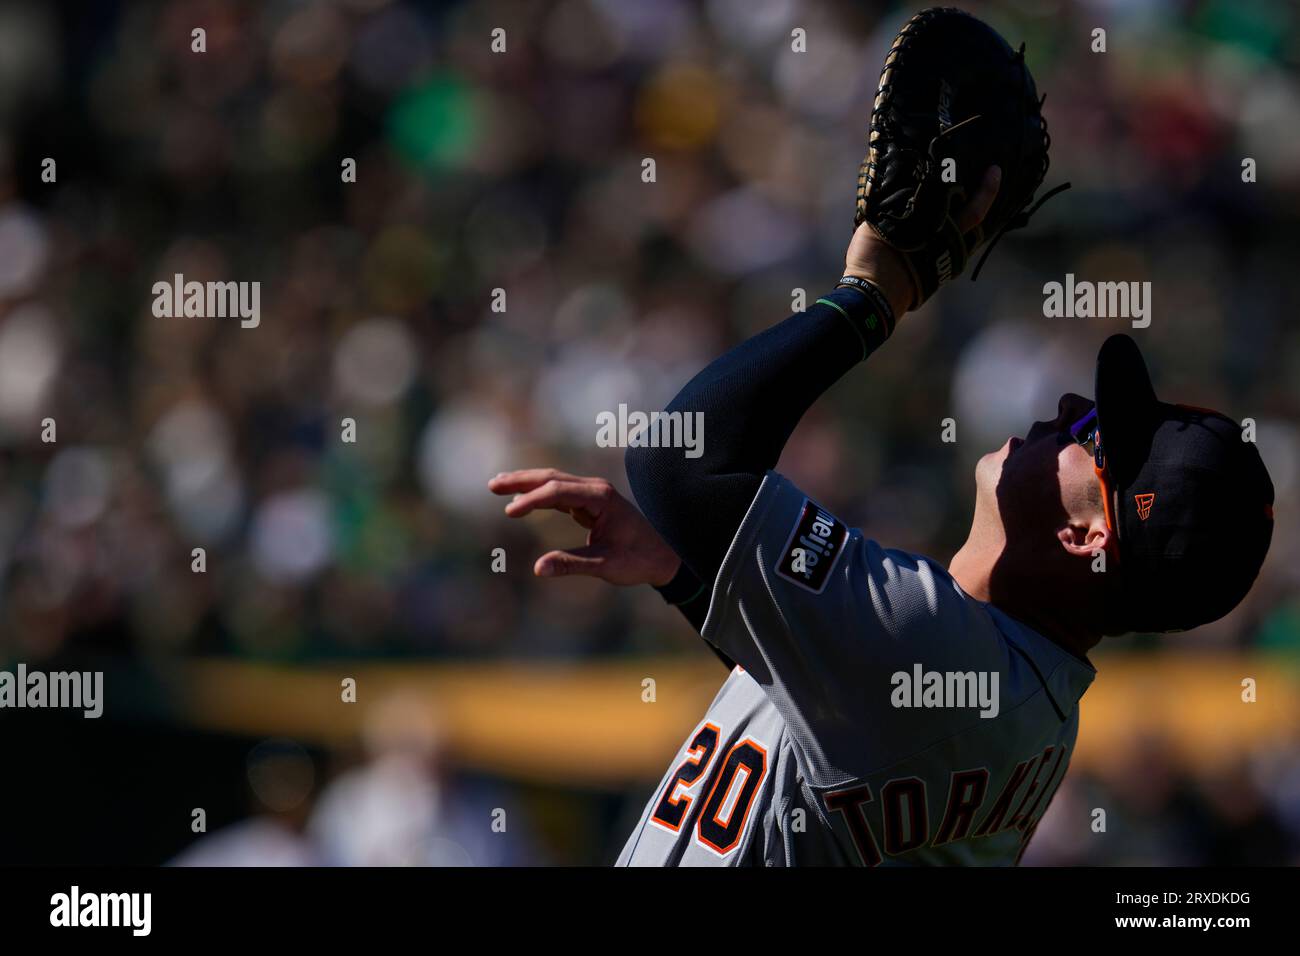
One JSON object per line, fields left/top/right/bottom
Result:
{"left": 975, "top": 438, "right": 1016, "bottom": 488}
{"left": 974, "top": 449, "right": 1000, "bottom": 490}
{"left": 979, "top": 437, "right": 1013, "bottom": 465}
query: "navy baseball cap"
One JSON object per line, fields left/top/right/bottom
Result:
{"left": 1094, "top": 334, "right": 1275, "bottom": 633}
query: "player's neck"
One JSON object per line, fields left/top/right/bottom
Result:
{"left": 950, "top": 535, "right": 1101, "bottom": 662}
{"left": 949, "top": 512, "right": 1000, "bottom": 602}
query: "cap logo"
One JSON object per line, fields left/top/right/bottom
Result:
{"left": 1134, "top": 493, "right": 1155, "bottom": 520}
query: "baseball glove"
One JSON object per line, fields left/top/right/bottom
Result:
{"left": 855, "top": 7, "right": 1069, "bottom": 307}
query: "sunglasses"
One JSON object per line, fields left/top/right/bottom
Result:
{"left": 1070, "top": 406, "right": 1117, "bottom": 534}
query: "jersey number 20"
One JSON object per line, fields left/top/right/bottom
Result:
{"left": 650, "top": 722, "right": 769, "bottom": 856}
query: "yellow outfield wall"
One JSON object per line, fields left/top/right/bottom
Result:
{"left": 180, "top": 653, "right": 1300, "bottom": 787}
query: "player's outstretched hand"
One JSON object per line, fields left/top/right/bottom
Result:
{"left": 488, "top": 469, "right": 681, "bottom": 587}
{"left": 844, "top": 164, "right": 1002, "bottom": 316}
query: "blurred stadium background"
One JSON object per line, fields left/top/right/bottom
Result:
{"left": 0, "top": 0, "right": 1298, "bottom": 865}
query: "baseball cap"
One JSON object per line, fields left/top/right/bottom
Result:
{"left": 1093, "top": 334, "right": 1274, "bottom": 633}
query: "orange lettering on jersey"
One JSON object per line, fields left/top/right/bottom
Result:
{"left": 881, "top": 777, "right": 929, "bottom": 855}
{"left": 819, "top": 743, "right": 1073, "bottom": 864}
{"left": 1008, "top": 746, "right": 1055, "bottom": 829}
{"left": 931, "top": 768, "right": 990, "bottom": 847}
{"left": 972, "top": 757, "right": 1034, "bottom": 838}
{"left": 823, "top": 785, "right": 882, "bottom": 867}
{"left": 1016, "top": 745, "right": 1069, "bottom": 833}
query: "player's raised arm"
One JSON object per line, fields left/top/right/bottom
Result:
{"left": 624, "top": 170, "right": 1001, "bottom": 598}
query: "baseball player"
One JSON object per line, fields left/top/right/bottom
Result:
{"left": 489, "top": 8, "right": 1274, "bottom": 866}
{"left": 488, "top": 161, "right": 1273, "bottom": 864}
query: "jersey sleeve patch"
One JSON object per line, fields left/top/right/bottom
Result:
{"left": 773, "top": 497, "right": 849, "bottom": 593}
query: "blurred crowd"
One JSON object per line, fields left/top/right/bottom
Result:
{"left": 170, "top": 695, "right": 546, "bottom": 866}
{"left": 1027, "top": 736, "right": 1300, "bottom": 866}
{"left": 0, "top": 0, "right": 1297, "bottom": 865}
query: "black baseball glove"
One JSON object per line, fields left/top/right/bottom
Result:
{"left": 855, "top": 7, "right": 1069, "bottom": 307}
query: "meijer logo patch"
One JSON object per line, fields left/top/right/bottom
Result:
{"left": 775, "top": 499, "right": 848, "bottom": 593}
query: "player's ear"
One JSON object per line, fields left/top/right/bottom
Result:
{"left": 1056, "top": 519, "right": 1113, "bottom": 560}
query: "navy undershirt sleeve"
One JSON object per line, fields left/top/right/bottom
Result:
{"left": 630, "top": 286, "right": 893, "bottom": 644}
{"left": 653, "top": 562, "right": 726, "bottom": 666}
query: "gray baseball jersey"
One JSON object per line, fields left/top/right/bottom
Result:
{"left": 618, "top": 472, "right": 1095, "bottom": 866}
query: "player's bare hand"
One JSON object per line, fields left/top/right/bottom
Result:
{"left": 844, "top": 164, "right": 1001, "bottom": 315}
{"left": 488, "top": 469, "right": 682, "bottom": 587}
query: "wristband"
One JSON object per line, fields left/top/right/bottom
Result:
{"left": 835, "top": 275, "right": 897, "bottom": 338}
{"left": 815, "top": 286, "right": 892, "bottom": 362}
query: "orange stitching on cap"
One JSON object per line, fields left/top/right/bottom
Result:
{"left": 1134, "top": 493, "right": 1156, "bottom": 521}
